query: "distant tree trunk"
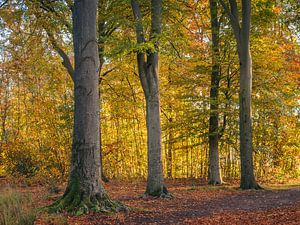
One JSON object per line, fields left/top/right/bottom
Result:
{"left": 219, "top": 0, "right": 260, "bottom": 189}
{"left": 47, "top": 0, "right": 124, "bottom": 213}
{"left": 208, "top": 0, "right": 223, "bottom": 185}
{"left": 98, "top": 16, "right": 109, "bottom": 183}
{"left": 166, "top": 126, "right": 173, "bottom": 178}
{"left": 131, "top": 0, "right": 169, "bottom": 197}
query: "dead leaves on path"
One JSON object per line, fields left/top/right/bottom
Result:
{"left": 11, "top": 179, "right": 300, "bottom": 224}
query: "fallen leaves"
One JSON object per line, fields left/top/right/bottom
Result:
{"left": 2, "top": 179, "right": 299, "bottom": 225}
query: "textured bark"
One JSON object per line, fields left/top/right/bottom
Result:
{"left": 145, "top": 53, "right": 167, "bottom": 196}
{"left": 239, "top": 44, "right": 259, "bottom": 189}
{"left": 47, "top": 0, "right": 125, "bottom": 214}
{"left": 238, "top": 0, "right": 260, "bottom": 190}
{"left": 220, "top": 0, "right": 260, "bottom": 189}
{"left": 131, "top": 0, "right": 169, "bottom": 197}
{"left": 208, "top": 0, "right": 223, "bottom": 185}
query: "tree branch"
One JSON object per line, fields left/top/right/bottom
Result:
{"left": 219, "top": 0, "right": 241, "bottom": 43}
{"left": 131, "top": 0, "right": 149, "bottom": 96}
{"left": 0, "top": 0, "right": 8, "bottom": 8}
{"left": 46, "top": 31, "right": 74, "bottom": 82}
{"left": 101, "top": 67, "right": 116, "bottom": 78}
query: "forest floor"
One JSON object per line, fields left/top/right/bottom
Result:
{"left": 1, "top": 178, "right": 300, "bottom": 224}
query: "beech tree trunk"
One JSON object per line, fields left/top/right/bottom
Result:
{"left": 237, "top": 0, "right": 260, "bottom": 189}
{"left": 208, "top": 0, "right": 223, "bottom": 185}
{"left": 48, "top": 0, "right": 124, "bottom": 213}
{"left": 145, "top": 53, "right": 167, "bottom": 195}
{"left": 238, "top": 44, "right": 259, "bottom": 189}
{"left": 219, "top": 0, "right": 260, "bottom": 189}
{"left": 131, "top": 0, "right": 169, "bottom": 197}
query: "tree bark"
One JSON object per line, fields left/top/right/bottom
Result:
{"left": 131, "top": 0, "right": 169, "bottom": 197}
{"left": 47, "top": 0, "right": 124, "bottom": 214}
{"left": 238, "top": 0, "right": 260, "bottom": 189}
{"left": 145, "top": 53, "right": 167, "bottom": 196}
{"left": 238, "top": 43, "right": 259, "bottom": 189}
{"left": 208, "top": 0, "right": 223, "bottom": 185}
{"left": 219, "top": 0, "right": 260, "bottom": 189}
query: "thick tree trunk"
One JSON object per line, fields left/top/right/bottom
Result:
{"left": 144, "top": 54, "right": 168, "bottom": 196}
{"left": 238, "top": 46, "right": 259, "bottom": 189}
{"left": 47, "top": 0, "right": 124, "bottom": 214}
{"left": 208, "top": 0, "right": 222, "bottom": 185}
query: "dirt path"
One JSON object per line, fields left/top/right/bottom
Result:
{"left": 67, "top": 180, "right": 300, "bottom": 225}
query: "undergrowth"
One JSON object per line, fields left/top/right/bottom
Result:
{"left": 0, "top": 190, "right": 36, "bottom": 225}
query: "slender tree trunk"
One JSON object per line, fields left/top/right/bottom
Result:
{"left": 98, "top": 19, "right": 106, "bottom": 182}
{"left": 166, "top": 128, "right": 173, "bottom": 178}
{"left": 145, "top": 67, "right": 165, "bottom": 194}
{"left": 208, "top": 0, "right": 223, "bottom": 185}
{"left": 235, "top": 1, "right": 259, "bottom": 189}
{"left": 131, "top": 0, "right": 169, "bottom": 197}
{"left": 237, "top": 0, "right": 260, "bottom": 189}
{"left": 219, "top": 0, "right": 260, "bottom": 189}
{"left": 47, "top": 0, "right": 124, "bottom": 213}
{"left": 239, "top": 45, "right": 258, "bottom": 189}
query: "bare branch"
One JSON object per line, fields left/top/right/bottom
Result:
{"left": 168, "top": 40, "right": 181, "bottom": 59}
{"left": 0, "top": 0, "right": 8, "bottom": 8}
{"left": 99, "top": 66, "right": 116, "bottom": 82}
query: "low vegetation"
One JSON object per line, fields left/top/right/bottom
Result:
{"left": 0, "top": 190, "right": 36, "bottom": 225}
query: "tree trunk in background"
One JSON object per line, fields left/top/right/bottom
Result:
{"left": 131, "top": 0, "right": 169, "bottom": 197}
{"left": 166, "top": 127, "right": 173, "bottom": 178}
{"left": 98, "top": 15, "right": 109, "bottom": 183}
{"left": 208, "top": 0, "right": 223, "bottom": 185}
{"left": 220, "top": 0, "right": 260, "bottom": 189}
{"left": 48, "top": 0, "right": 124, "bottom": 213}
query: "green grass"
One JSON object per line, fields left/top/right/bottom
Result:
{"left": 0, "top": 190, "right": 36, "bottom": 225}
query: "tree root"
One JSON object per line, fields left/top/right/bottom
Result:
{"left": 240, "top": 183, "right": 263, "bottom": 190}
{"left": 44, "top": 181, "right": 127, "bottom": 215}
{"left": 143, "top": 185, "right": 173, "bottom": 198}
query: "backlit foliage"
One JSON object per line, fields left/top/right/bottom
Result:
{"left": 0, "top": 0, "right": 299, "bottom": 183}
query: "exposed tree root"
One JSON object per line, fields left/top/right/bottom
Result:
{"left": 143, "top": 186, "right": 173, "bottom": 198}
{"left": 240, "top": 183, "right": 263, "bottom": 190}
{"left": 45, "top": 181, "right": 127, "bottom": 215}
